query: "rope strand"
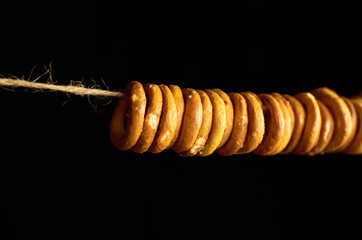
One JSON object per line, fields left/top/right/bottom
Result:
{"left": 0, "top": 78, "right": 123, "bottom": 97}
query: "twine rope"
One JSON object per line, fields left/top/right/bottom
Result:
{"left": 0, "top": 78, "right": 123, "bottom": 97}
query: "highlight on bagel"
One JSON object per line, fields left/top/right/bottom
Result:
{"left": 110, "top": 81, "right": 362, "bottom": 156}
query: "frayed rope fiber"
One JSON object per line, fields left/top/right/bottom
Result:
{"left": 0, "top": 78, "right": 123, "bottom": 97}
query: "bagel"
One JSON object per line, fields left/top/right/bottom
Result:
{"left": 181, "top": 90, "right": 213, "bottom": 156}
{"left": 110, "top": 81, "right": 146, "bottom": 150}
{"left": 167, "top": 85, "right": 185, "bottom": 148}
{"left": 312, "top": 87, "right": 352, "bottom": 153}
{"left": 311, "top": 87, "right": 353, "bottom": 153}
{"left": 281, "top": 94, "right": 306, "bottom": 154}
{"left": 198, "top": 89, "right": 226, "bottom": 156}
{"left": 213, "top": 89, "right": 234, "bottom": 149}
{"left": 148, "top": 85, "right": 177, "bottom": 153}
{"left": 333, "top": 97, "right": 358, "bottom": 152}
{"left": 269, "top": 93, "right": 295, "bottom": 155}
{"left": 307, "top": 100, "right": 334, "bottom": 156}
{"left": 292, "top": 92, "right": 322, "bottom": 155}
{"left": 131, "top": 84, "right": 163, "bottom": 153}
{"left": 344, "top": 98, "right": 362, "bottom": 154}
{"left": 172, "top": 88, "right": 203, "bottom": 153}
{"left": 236, "top": 92, "right": 265, "bottom": 154}
{"left": 217, "top": 92, "right": 248, "bottom": 156}
{"left": 253, "top": 94, "right": 285, "bottom": 156}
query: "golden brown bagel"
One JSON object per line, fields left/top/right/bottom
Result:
{"left": 181, "top": 90, "right": 213, "bottom": 156}
{"left": 148, "top": 85, "right": 177, "bottom": 153}
{"left": 268, "top": 93, "right": 295, "bottom": 155}
{"left": 253, "top": 94, "right": 285, "bottom": 156}
{"left": 292, "top": 92, "right": 322, "bottom": 155}
{"left": 281, "top": 94, "right": 306, "bottom": 154}
{"left": 217, "top": 92, "right": 248, "bottom": 156}
{"left": 237, "top": 92, "right": 265, "bottom": 154}
{"left": 307, "top": 100, "right": 334, "bottom": 156}
{"left": 167, "top": 85, "right": 185, "bottom": 148}
{"left": 213, "top": 89, "right": 234, "bottom": 149}
{"left": 334, "top": 97, "right": 358, "bottom": 152}
{"left": 172, "top": 88, "right": 203, "bottom": 153}
{"left": 344, "top": 98, "right": 362, "bottom": 155}
{"left": 311, "top": 87, "right": 353, "bottom": 153}
{"left": 132, "top": 84, "right": 163, "bottom": 153}
{"left": 198, "top": 89, "right": 226, "bottom": 156}
{"left": 110, "top": 81, "right": 147, "bottom": 150}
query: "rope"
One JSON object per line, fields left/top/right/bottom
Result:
{"left": 0, "top": 78, "right": 123, "bottom": 97}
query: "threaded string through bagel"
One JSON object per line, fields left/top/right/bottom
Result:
{"left": 1, "top": 76, "right": 361, "bottom": 156}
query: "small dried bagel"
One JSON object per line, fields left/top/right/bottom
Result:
{"left": 307, "top": 100, "right": 334, "bottom": 156}
{"left": 167, "top": 85, "right": 185, "bottom": 148}
{"left": 181, "top": 90, "right": 213, "bottom": 156}
{"left": 172, "top": 88, "right": 203, "bottom": 153}
{"left": 213, "top": 89, "right": 234, "bottom": 149}
{"left": 237, "top": 92, "right": 265, "bottom": 154}
{"left": 110, "top": 81, "right": 147, "bottom": 150}
{"left": 198, "top": 89, "right": 226, "bottom": 156}
{"left": 217, "top": 92, "right": 248, "bottom": 156}
{"left": 281, "top": 94, "right": 306, "bottom": 154}
{"left": 333, "top": 97, "right": 358, "bottom": 152}
{"left": 292, "top": 92, "right": 322, "bottom": 155}
{"left": 269, "top": 93, "right": 295, "bottom": 155}
{"left": 132, "top": 84, "right": 163, "bottom": 153}
{"left": 311, "top": 87, "right": 353, "bottom": 153}
{"left": 344, "top": 98, "right": 362, "bottom": 154}
{"left": 148, "top": 85, "right": 177, "bottom": 153}
{"left": 253, "top": 94, "right": 285, "bottom": 156}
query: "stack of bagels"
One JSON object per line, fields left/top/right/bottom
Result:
{"left": 110, "top": 81, "right": 362, "bottom": 156}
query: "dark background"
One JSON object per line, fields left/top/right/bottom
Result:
{"left": 1, "top": 1, "right": 361, "bottom": 239}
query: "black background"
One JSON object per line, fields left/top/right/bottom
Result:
{"left": 1, "top": 1, "right": 361, "bottom": 239}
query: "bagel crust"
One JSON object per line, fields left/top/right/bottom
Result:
{"left": 198, "top": 89, "right": 226, "bottom": 156}
{"left": 344, "top": 98, "right": 362, "bottom": 154}
{"left": 172, "top": 88, "right": 203, "bottom": 153}
{"left": 292, "top": 92, "right": 322, "bottom": 155}
{"left": 307, "top": 100, "right": 334, "bottom": 156}
{"left": 335, "top": 97, "right": 358, "bottom": 152}
{"left": 253, "top": 94, "right": 285, "bottom": 156}
{"left": 148, "top": 85, "right": 177, "bottom": 153}
{"left": 269, "top": 93, "right": 295, "bottom": 155}
{"left": 167, "top": 85, "right": 185, "bottom": 148}
{"left": 217, "top": 92, "right": 248, "bottom": 156}
{"left": 311, "top": 87, "right": 353, "bottom": 153}
{"left": 110, "top": 81, "right": 147, "bottom": 150}
{"left": 181, "top": 90, "right": 213, "bottom": 156}
{"left": 281, "top": 94, "right": 306, "bottom": 154}
{"left": 213, "top": 88, "right": 234, "bottom": 149}
{"left": 237, "top": 92, "right": 265, "bottom": 154}
{"left": 131, "top": 84, "right": 163, "bottom": 153}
